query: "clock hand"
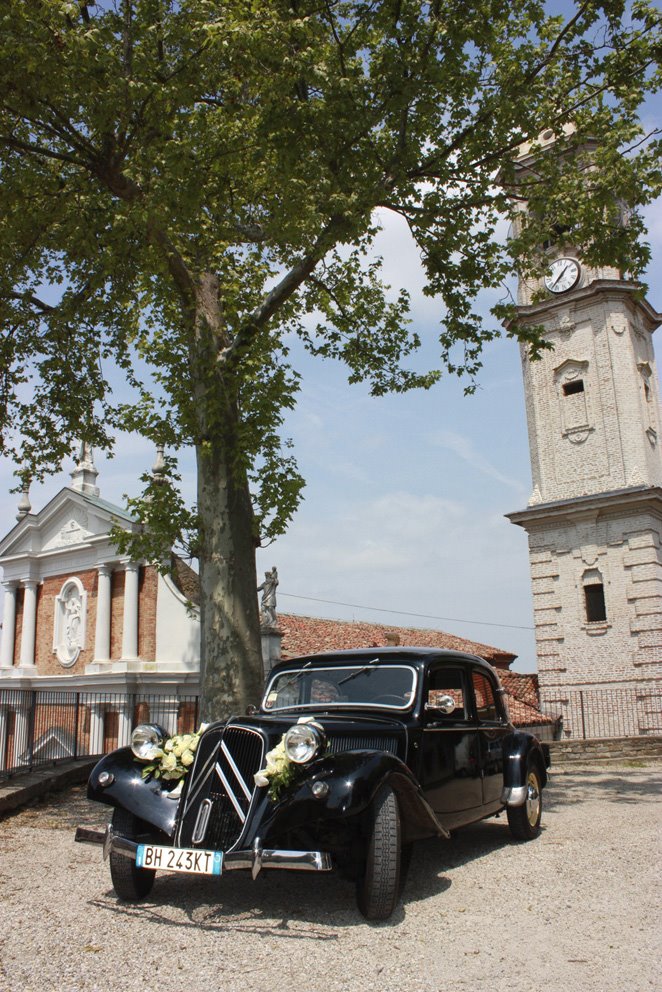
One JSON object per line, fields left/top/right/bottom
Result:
{"left": 551, "top": 264, "right": 571, "bottom": 288}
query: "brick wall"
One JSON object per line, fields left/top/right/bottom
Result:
{"left": 110, "top": 569, "right": 125, "bottom": 659}
{"left": 35, "top": 570, "right": 99, "bottom": 675}
{"left": 7, "top": 563, "right": 160, "bottom": 672}
{"left": 12, "top": 586, "right": 24, "bottom": 666}
{"left": 138, "top": 566, "right": 157, "bottom": 661}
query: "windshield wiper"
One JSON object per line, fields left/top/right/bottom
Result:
{"left": 338, "top": 657, "right": 381, "bottom": 686}
{"left": 272, "top": 660, "right": 313, "bottom": 693}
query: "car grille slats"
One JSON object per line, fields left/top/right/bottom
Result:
{"left": 178, "top": 726, "right": 264, "bottom": 852}
{"left": 327, "top": 734, "right": 401, "bottom": 756}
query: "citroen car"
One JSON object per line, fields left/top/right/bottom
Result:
{"left": 78, "top": 648, "right": 550, "bottom": 920}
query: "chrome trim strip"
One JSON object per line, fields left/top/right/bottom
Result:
{"left": 423, "top": 726, "right": 507, "bottom": 733}
{"left": 224, "top": 849, "right": 333, "bottom": 873}
{"left": 501, "top": 785, "right": 527, "bottom": 806}
{"left": 192, "top": 798, "right": 213, "bottom": 844}
{"left": 262, "top": 663, "right": 419, "bottom": 712}
{"left": 181, "top": 744, "right": 221, "bottom": 816}
{"left": 221, "top": 740, "right": 253, "bottom": 801}
{"left": 214, "top": 761, "right": 246, "bottom": 822}
{"left": 103, "top": 826, "right": 138, "bottom": 862}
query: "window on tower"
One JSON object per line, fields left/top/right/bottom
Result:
{"left": 583, "top": 570, "right": 607, "bottom": 623}
{"left": 562, "top": 379, "right": 585, "bottom": 396}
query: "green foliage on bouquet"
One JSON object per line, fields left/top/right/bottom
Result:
{"left": 141, "top": 730, "right": 202, "bottom": 782}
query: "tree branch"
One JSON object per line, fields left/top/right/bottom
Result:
{"left": 0, "top": 133, "right": 85, "bottom": 168}
{"left": 218, "top": 215, "right": 354, "bottom": 365}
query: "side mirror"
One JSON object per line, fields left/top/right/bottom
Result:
{"left": 245, "top": 704, "right": 258, "bottom": 716}
{"left": 425, "top": 694, "right": 456, "bottom": 716}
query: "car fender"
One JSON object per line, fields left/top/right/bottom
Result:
{"left": 87, "top": 748, "right": 178, "bottom": 838}
{"left": 501, "top": 732, "right": 549, "bottom": 807}
{"left": 248, "top": 751, "right": 449, "bottom": 846}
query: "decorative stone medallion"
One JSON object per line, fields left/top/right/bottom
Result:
{"left": 53, "top": 577, "right": 87, "bottom": 667}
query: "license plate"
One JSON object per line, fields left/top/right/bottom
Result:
{"left": 136, "top": 844, "right": 223, "bottom": 875}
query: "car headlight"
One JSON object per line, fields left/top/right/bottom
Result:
{"left": 284, "top": 723, "right": 326, "bottom": 764}
{"left": 131, "top": 724, "right": 167, "bottom": 761}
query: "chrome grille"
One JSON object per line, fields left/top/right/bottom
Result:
{"left": 178, "top": 726, "right": 264, "bottom": 851}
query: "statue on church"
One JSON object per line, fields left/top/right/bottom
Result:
{"left": 257, "top": 567, "right": 279, "bottom": 627}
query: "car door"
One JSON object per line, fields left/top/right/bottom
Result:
{"left": 470, "top": 667, "right": 510, "bottom": 806}
{"left": 418, "top": 664, "right": 483, "bottom": 825}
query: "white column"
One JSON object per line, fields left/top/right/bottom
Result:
{"left": 0, "top": 583, "right": 17, "bottom": 668}
{"left": 121, "top": 562, "right": 140, "bottom": 660}
{"left": 88, "top": 702, "right": 105, "bottom": 755}
{"left": 19, "top": 580, "right": 38, "bottom": 668}
{"left": 94, "top": 565, "right": 112, "bottom": 662}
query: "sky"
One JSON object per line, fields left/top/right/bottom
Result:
{"left": 1, "top": 127, "right": 660, "bottom": 675}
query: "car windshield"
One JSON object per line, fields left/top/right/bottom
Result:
{"left": 262, "top": 663, "right": 417, "bottom": 712}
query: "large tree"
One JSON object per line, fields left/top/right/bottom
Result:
{"left": 0, "top": 0, "right": 659, "bottom": 717}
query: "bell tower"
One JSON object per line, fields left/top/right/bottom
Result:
{"left": 506, "top": 129, "right": 662, "bottom": 738}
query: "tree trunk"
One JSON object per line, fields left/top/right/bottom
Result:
{"left": 190, "top": 275, "right": 265, "bottom": 721}
{"left": 196, "top": 432, "right": 265, "bottom": 721}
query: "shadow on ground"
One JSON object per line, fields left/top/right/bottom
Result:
{"left": 81, "top": 818, "right": 516, "bottom": 932}
{"left": 545, "top": 765, "right": 659, "bottom": 810}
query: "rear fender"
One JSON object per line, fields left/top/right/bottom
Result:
{"left": 87, "top": 748, "right": 178, "bottom": 838}
{"left": 502, "top": 732, "right": 549, "bottom": 806}
{"left": 248, "top": 751, "right": 449, "bottom": 847}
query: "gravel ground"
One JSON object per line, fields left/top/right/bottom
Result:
{"left": 0, "top": 762, "right": 660, "bottom": 992}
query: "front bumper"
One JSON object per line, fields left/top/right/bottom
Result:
{"left": 75, "top": 825, "right": 333, "bottom": 880}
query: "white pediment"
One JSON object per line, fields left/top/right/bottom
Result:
{"left": 0, "top": 488, "right": 135, "bottom": 560}
{"left": 42, "top": 503, "right": 96, "bottom": 552}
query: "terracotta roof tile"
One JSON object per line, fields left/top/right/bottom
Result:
{"left": 278, "top": 613, "right": 516, "bottom": 667}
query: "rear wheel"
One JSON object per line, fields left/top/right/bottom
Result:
{"left": 356, "top": 785, "right": 401, "bottom": 920}
{"left": 507, "top": 764, "right": 543, "bottom": 841}
{"left": 109, "top": 808, "right": 156, "bottom": 901}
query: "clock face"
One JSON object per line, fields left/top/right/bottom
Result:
{"left": 544, "top": 257, "right": 581, "bottom": 294}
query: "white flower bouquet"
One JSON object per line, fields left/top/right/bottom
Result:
{"left": 253, "top": 736, "right": 298, "bottom": 800}
{"left": 141, "top": 728, "right": 202, "bottom": 784}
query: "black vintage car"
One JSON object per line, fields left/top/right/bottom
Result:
{"left": 79, "top": 648, "right": 550, "bottom": 920}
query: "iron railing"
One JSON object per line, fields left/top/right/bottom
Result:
{"left": 0, "top": 688, "right": 199, "bottom": 780}
{"left": 540, "top": 686, "right": 662, "bottom": 740}
{"left": 2, "top": 684, "right": 660, "bottom": 777}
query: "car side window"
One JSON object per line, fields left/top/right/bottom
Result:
{"left": 426, "top": 668, "right": 466, "bottom": 720}
{"left": 471, "top": 672, "right": 503, "bottom": 723}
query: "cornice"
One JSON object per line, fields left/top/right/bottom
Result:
{"left": 507, "top": 485, "right": 662, "bottom": 529}
{"left": 505, "top": 279, "right": 661, "bottom": 333}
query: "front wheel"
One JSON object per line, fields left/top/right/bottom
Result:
{"left": 507, "top": 764, "right": 543, "bottom": 841}
{"left": 109, "top": 808, "right": 156, "bottom": 901}
{"left": 356, "top": 785, "right": 401, "bottom": 921}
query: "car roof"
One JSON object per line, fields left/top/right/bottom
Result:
{"left": 270, "top": 646, "right": 496, "bottom": 676}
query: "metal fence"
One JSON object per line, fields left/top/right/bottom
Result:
{"left": 2, "top": 684, "right": 660, "bottom": 777}
{"left": 540, "top": 686, "right": 662, "bottom": 740}
{"left": 0, "top": 688, "right": 200, "bottom": 780}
